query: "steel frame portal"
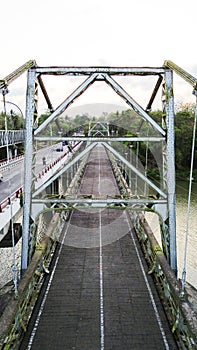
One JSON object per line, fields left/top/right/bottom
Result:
{"left": 21, "top": 64, "right": 177, "bottom": 273}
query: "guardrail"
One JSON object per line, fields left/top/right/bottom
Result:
{"left": 35, "top": 141, "right": 81, "bottom": 180}
{"left": 0, "top": 154, "right": 24, "bottom": 168}
{"left": 0, "top": 130, "right": 25, "bottom": 147}
{"left": 0, "top": 144, "right": 88, "bottom": 349}
{"left": 0, "top": 187, "right": 22, "bottom": 213}
{"left": 35, "top": 149, "right": 71, "bottom": 180}
{"left": 0, "top": 211, "right": 65, "bottom": 349}
{"left": 108, "top": 152, "right": 197, "bottom": 349}
{"left": 132, "top": 212, "right": 197, "bottom": 349}
{"left": 0, "top": 142, "right": 81, "bottom": 213}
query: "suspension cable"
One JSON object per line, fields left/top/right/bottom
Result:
{"left": 181, "top": 99, "right": 197, "bottom": 297}
{"left": 144, "top": 130, "right": 149, "bottom": 196}
{"left": 2, "top": 89, "right": 18, "bottom": 298}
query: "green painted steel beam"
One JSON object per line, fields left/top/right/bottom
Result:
{"left": 0, "top": 60, "right": 37, "bottom": 89}
{"left": 164, "top": 60, "right": 197, "bottom": 91}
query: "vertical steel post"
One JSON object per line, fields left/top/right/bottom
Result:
{"left": 21, "top": 68, "right": 36, "bottom": 273}
{"left": 58, "top": 175, "right": 63, "bottom": 196}
{"left": 165, "top": 69, "right": 177, "bottom": 274}
{"left": 161, "top": 81, "right": 168, "bottom": 192}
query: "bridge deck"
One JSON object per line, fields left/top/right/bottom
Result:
{"left": 20, "top": 145, "right": 177, "bottom": 350}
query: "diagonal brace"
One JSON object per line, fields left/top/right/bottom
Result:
{"left": 32, "top": 142, "right": 98, "bottom": 197}
{"left": 35, "top": 73, "right": 99, "bottom": 135}
{"left": 102, "top": 141, "right": 167, "bottom": 198}
{"left": 102, "top": 73, "right": 165, "bottom": 136}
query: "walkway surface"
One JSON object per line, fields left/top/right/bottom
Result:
{"left": 20, "top": 145, "right": 178, "bottom": 350}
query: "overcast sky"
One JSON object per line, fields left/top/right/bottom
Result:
{"left": 0, "top": 0, "right": 196, "bottom": 114}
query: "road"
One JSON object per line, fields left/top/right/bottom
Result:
{"left": 0, "top": 143, "right": 68, "bottom": 203}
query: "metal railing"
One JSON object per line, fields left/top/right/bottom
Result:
{"left": 0, "top": 130, "right": 25, "bottom": 147}
{"left": 109, "top": 153, "right": 197, "bottom": 349}
{"left": 0, "top": 154, "right": 24, "bottom": 168}
{"left": 0, "top": 142, "right": 81, "bottom": 213}
{"left": 0, "top": 187, "right": 22, "bottom": 213}
{"left": 0, "top": 144, "right": 88, "bottom": 349}
{"left": 0, "top": 211, "right": 65, "bottom": 350}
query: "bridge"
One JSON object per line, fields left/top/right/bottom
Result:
{"left": 0, "top": 61, "right": 196, "bottom": 349}
{"left": 0, "top": 130, "right": 25, "bottom": 148}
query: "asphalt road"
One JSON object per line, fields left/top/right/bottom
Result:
{"left": 0, "top": 143, "right": 68, "bottom": 203}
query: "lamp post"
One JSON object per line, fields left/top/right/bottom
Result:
{"left": 1, "top": 99, "right": 25, "bottom": 158}
{"left": 5, "top": 100, "right": 24, "bottom": 120}
{"left": 1, "top": 99, "right": 25, "bottom": 130}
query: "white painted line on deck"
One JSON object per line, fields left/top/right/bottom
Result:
{"left": 98, "top": 146, "right": 105, "bottom": 350}
{"left": 125, "top": 214, "right": 170, "bottom": 350}
{"left": 27, "top": 214, "right": 73, "bottom": 350}
{"left": 99, "top": 209, "right": 104, "bottom": 350}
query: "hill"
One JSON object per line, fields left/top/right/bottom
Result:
{"left": 62, "top": 103, "right": 127, "bottom": 118}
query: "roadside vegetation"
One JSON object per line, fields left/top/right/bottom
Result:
{"left": 0, "top": 103, "right": 196, "bottom": 181}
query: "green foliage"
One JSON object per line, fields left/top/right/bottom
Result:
{"left": 147, "top": 168, "right": 160, "bottom": 181}
{"left": 73, "top": 114, "right": 90, "bottom": 127}
{"left": 174, "top": 107, "right": 196, "bottom": 173}
{"left": 0, "top": 111, "right": 24, "bottom": 130}
{"left": 1, "top": 103, "right": 195, "bottom": 181}
{"left": 38, "top": 113, "right": 50, "bottom": 126}
{"left": 0, "top": 112, "right": 4, "bottom": 129}
{"left": 106, "top": 105, "right": 196, "bottom": 181}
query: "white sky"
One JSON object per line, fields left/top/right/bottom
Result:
{"left": 0, "top": 0, "right": 197, "bottom": 115}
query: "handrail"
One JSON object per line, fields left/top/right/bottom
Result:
{"left": 0, "top": 154, "right": 24, "bottom": 167}
{"left": 0, "top": 187, "right": 22, "bottom": 213}
{"left": 0, "top": 130, "right": 25, "bottom": 147}
{"left": 0, "top": 142, "right": 81, "bottom": 213}
{"left": 133, "top": 212, "right": 197, "bottom": 348}
{"left": 0, "top": 211, "right": 65, "bottom": 349}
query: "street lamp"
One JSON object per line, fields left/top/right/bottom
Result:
{"left": 4, "top": 100, "right": 24, "bottom": 121}
{"left": 1, "top": 99, "right": 25, "bottom": 157}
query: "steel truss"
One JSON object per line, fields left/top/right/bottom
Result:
{"left": 16, "top": 63, "right": 179, "bottom": 273}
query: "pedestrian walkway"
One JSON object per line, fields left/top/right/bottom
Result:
{"left": 20, "top": 145, "right": 178, "bottom": 350}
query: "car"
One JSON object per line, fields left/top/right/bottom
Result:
{"left": 56, "top": 147, "right": 63, "bottom": 152}
{"left": 0, "top": 172, "right": 3, "bottom": 182}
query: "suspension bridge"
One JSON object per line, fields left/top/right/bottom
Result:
{"left": 0, "top": 61, "right": 196, "bottom": 349}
